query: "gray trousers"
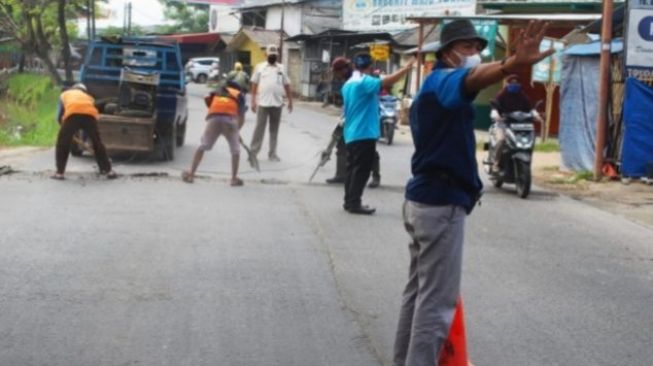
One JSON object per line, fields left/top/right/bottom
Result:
{"left": 250, "top": 106, "right": 282, "bottom": 157}
{"left": 393, "top": 200, "right": 466, "bottom": 366}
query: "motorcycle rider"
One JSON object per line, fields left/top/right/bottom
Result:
{"left": 327, "top": 57, "right": 381, "bottom": 188}
{"left": 490, "top": 75, "right": 541, "bottom": 172}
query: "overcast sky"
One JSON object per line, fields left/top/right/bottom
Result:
{"left": 78, "top": 0, "right": 171, "bottom": 34}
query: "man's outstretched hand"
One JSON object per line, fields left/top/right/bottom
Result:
{"left": 509, "top": 21, "right": 555, "bottom": 69}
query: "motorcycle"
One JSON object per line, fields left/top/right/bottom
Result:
{"left": 379, "top": 95, "right": 398, "bottom": 145}
{"left": 484, "top": 100, "right": 542, "bottom": 199}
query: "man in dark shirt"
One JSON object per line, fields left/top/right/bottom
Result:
{"left": 393, "top": 20, "right": 554, "bottom": 366}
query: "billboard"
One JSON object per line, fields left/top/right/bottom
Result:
{"left": 626, "top": 4, "right": 653, "bottom": 79}
{"left": 532, "top": 38, "right": 565, "bottom": 84}
{"left": 343, "top": 0, "right": 477, "bottom": 31}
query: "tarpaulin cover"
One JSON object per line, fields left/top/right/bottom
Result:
{"left": 622, "top": 78, "right": 653, "bottom": 177}
{"left": 559, "top": 55, "right": 600, "bottom": 171}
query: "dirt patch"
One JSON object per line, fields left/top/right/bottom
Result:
{"left": 474, "top": 150, "right": 653, "bottom": 227}
{"left": 532, "top": 163, "right": 653, "bottom": 228}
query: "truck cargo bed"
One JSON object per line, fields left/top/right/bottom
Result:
{"left": 98, "top": 114, "right": 155, "bottom": 153}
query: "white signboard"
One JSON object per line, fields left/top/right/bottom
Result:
{"left": 625, "top": 8, "right": 653, "bottom": 79}
{"left": 343, "top": 0, "right": 477, "bottom": 31}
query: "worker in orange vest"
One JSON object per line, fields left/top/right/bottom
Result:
{"left": 52, "top": 83, "right": 116, "bottom": 180}
{"left": 182, "top": 81, "right": 246, "bottom": 186}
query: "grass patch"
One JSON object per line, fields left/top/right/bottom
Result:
{"left": 475, "top": 138, "right": 560, "bottom": 152}
{"left": 534, "top": 140, "right": 560, "bottom": 152}
{"left": 0, "top": 73, "right": 60, "bottom": 147}
{"left": 549, "top": 170, "right": 593, "bottom": 185}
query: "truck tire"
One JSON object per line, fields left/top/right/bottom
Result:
{"left": 156, "top": 125, "right": 175, "bottom": 161}
{"left": 196, "top": 74, "right": 208, "bottom": 84}
{"left": 176, "top": 118, "right": 187, "bottom": 147}
{"left": 70, "top": 142, "right": 83, "bottom": 157}
{"left": 70, "top": 131, "right": 85, "bottom": 157}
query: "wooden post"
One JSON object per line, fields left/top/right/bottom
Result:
{"left": 416, "top": 22, "right": 424, "bottom": 90}
{"left": 594, "top": 0, "right": 614, "bottom": 180}
{"left": 543, "top": 57, "right": 556, "bottom": 142}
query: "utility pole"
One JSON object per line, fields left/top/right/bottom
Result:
{"left": 90, "top": 0, "right": 96, "bottom": 39}
{"left": 127, "top": 2, "right": 132, "bottom": 36}
{"left": 279, "top": 0, "right": 285, "bottom": 62}
{"left": 594, "top": 0, "right": 614, "bottom": 180}
{"left": 86, "top": 0, "right": 92, "bottom": 40}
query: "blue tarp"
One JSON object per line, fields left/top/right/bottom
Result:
{"left": 622, "top": 78, "right": 653, "bottom": 177}
{"left": 559, "top": 55, "right": 600, "bottom": 171}
{"left": 563, "top": 39, "right": 623, "bottom": 56}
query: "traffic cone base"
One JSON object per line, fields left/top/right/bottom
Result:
{"left": 438, "top": 297, "right": 469, "bottom": 366}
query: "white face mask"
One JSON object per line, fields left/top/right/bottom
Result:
{"left": 454, "top": 51, "right": 482, "bottom": 69}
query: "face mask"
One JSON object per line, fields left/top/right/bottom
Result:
{"left": 454, "top": 51, "right": 482, "bottom": 69}
{"left": 267, "top": 55, "right": 278, "bottom": 64}
{"left": 507, "top": 84, "right": 522, "bottom": 93}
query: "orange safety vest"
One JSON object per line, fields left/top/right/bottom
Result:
{"left": 207, "top": 87, "right": 240, "bottom": 117}
{"left": 61, "top": 89, "right": 99, "bottom": 121}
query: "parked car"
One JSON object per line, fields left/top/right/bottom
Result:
{"left": 185, "top": 57, "right": 219, "bottom": 83}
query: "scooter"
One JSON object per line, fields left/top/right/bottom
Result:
{"left": 379, "top": 95, "right": 398, "bottom": 145}
{"left": 484, "top": 101, "right": 542, "bottom": 199}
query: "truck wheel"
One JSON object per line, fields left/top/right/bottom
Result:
{"left": 70, "top": 132, "right": 85, "bottom": 157}
{"left": 157, "top": 126, "right": 175, "bottom": 161}
{"left": 196, "top": 74, "right": 208, "bottom": 84}
{"left": 70, "top": 141, "right": 83, "bottom": 157}
{"left": 176, "top": 119, "right": 186, "bottom": 147}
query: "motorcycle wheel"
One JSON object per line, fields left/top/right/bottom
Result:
{"left": 492, "top": 178, "right": 503, "bottom": 188}
{"left": 384, "top": 123, "right": 395, "bottom": 145}
{"left": 515, "top": 160, "right": 531, "bottom": 199}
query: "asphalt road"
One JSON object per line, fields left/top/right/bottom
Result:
{"left": 1, "top": 83, "right": 652, "bottom": 366}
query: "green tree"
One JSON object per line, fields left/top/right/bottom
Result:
{"left": 158, "top": 1, "right": 209, "bottom": 34}
{"left": 98, "top": 25, "right": 147, "bottom": 38}
{"left": 0, "top": 0, "right": 101, "bottom": 84}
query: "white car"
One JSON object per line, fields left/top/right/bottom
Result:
{"left": 185, "top": 57, "right": 219, "bottom": 83}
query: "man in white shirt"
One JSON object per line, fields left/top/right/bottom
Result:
{"left": 249, "top": 44, "right": 293, "bottom": 162}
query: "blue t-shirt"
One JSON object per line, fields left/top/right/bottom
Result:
{"left": 341, "top": 71, "right": 382, "bottom": 143}
{"left": 405, "top": 62, "right": 483, "bottom": 212}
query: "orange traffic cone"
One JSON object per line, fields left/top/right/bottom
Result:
{"left": 438, "top": 297, "right": 471, "bottom": 366}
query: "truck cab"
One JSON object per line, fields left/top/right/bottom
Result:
{"left": 79, "top": 37, "right": 188, "bottom": 160}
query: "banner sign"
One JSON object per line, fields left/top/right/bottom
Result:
{"left": 370, "top": 44, "right": 390, "bottom": 61}
{"left": 343, "top": 0, "right": 477, "bottom": 31}
{"left": 626, "top": 6, "right": 653, "bottom": 79}
{"left": 532, "top": 38, "right": 565, "bottom": 84}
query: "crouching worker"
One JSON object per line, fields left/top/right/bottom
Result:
{"left": 182, "top": 81, "right": 245, "bottom": 186}
{"left": 52, "top": 83, "right": 116, "bottom": 180}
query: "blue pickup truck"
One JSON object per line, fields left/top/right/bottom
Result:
{"left": 78, "top": 36, "right": 188, "bottom": 160}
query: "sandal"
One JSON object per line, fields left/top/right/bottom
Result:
{"left": 50, "top": 173, "right": 65, "bottom": 180}
{"left": 182, "top": 171, "right": 194, "bottom": 183}
{"left": 230, "top": 178, "right": 244, "bottom": 187}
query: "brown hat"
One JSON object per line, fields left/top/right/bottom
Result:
{"left": 331, "top": 56, "right": 350, "bottom": 71}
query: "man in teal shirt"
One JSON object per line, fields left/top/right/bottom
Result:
{"left": 341, "top": 53, "right": 414, "bottom": 214}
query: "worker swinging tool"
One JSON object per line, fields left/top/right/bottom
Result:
{"left": 309, "top": 120, "right": 343, "bottom": 182}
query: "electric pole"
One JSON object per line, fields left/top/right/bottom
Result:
{"left": 279, "top": 0, "right": 285, "bottom": 62}
{"left": 594, "top": 0, "right": 614, "bottom": 180}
